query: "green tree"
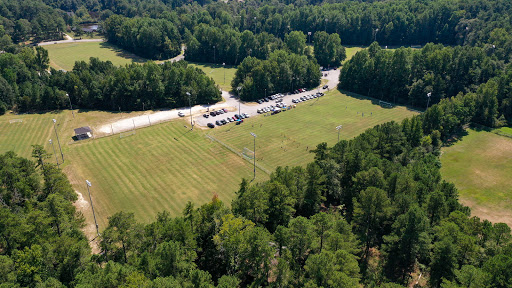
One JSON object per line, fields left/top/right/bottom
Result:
{"left": 285, "top": 31, "right": 306, "bottom": 55}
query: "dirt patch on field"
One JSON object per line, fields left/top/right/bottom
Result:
{"left": 460, "top": 198, "right": 512, "bottom": 228}
{"left": 73, "top": 190, "right": 100, "bottom": 253}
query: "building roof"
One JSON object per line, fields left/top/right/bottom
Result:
{"left": 74, "top": 126, "right": 92, "bottom": 135}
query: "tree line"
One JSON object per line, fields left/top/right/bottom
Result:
{"left": 185, "top": 25, "right": 345, "bottom": 67}
{"left": 339, "top": 42, "right": 512, "bottom": 127}
{"left": 103, "top": 15, "right": 182, "bottom": 60}
{"left": 2, "top": 90, "right": 511, "bottom": 286}
{"left": 231, "top": 50, "right": 322, "bottom": 101}
{"left": 0, "top": 47, "right": 221, "bottom": 114}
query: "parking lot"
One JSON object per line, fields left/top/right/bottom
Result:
{"left": 193, "top": 68, "right": 340, "bottom": 128}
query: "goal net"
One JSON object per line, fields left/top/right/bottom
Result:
{"left": 242, "top": 147, "right": 254, "bottom": 160}
{"left": 379, "top": 100, "right": 394, "bottom": 108}
{"left": 9, "top": 119, "right": 23, "bottom": 124}
{"left": 119, "top": 130, "right": 136, "bottom": 139}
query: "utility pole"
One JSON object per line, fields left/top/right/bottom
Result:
{"left": 52, "top": 119, "right": 64, "bottom": 163}
{"left": 308, "top": 31, "right": 311, "bottom": 44}
{"left": 237, "top": 86, "right": 242, "bottom": 115}
{"left": 49, "top": 139, "right": 59, "bottom": 167}
{"left": 66, "top": 93, "right": 74, "bottom": 118}
{"left": 426, "top": 92, "right": 432, "bottom": 110}
{"left": 250, "top": 132, "right": 257, "bottom": 180}
{"left": 186, "top": 92, "right": 193, "bottom": 129}
{"left": 213, "top": 45, "right": 216, "bottom": 63}
{"left": 336, "top": 125, "right": 343, "bottom": 142}
{"left": 86, "top": 180, "right": 100, "bottom": 237}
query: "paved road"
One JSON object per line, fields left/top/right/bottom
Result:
{"left": 97, "top": 68, "right": 341, "bottom": 135}
{"left": 38, "top": 38, "right": 104, "bottom": 46}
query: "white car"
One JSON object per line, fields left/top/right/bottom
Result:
{"left": 178, "top": 111, "right": 185, "bottom": 117}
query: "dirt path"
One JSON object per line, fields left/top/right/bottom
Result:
{"left": 38, "top": 38, "right": 104, "bottom": 46}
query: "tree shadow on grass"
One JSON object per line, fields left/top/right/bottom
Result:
{"left": 99, "top": 42, "right": 147, "bottom": 64}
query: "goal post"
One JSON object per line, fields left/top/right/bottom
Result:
{"left": 9, "top": 119, "right": 23, "bottom": 124}
{"left": 119, "top": 130, "right": 136, "bottom": 139}
{"left": 379, "top": 100, "right": 394, "bottom": 108}
{"left": 242, "top": 147, "right": 254, "bottom": 160}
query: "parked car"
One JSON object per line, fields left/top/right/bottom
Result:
{"left": 215, "top": 120, "right": 222, "bottom": 126}
{"left": 228, "top": 117, "right": 233, "bottom": 122}
{"left": 178, "top": 111, "right": 185, "bottom": 117}
{"left": 244, "top": 113, "right": 250, "bottom": 118}
{"left": 203, "top": 114, "right": 209, "bottom": 118}
{"left": 221, "top": 119, "right": 227, "bottom": 125}
{"left": 210, "top": 111, "right": 216, "bottom": 116}
{"left": 264, "top": 98, "right": 270, "bottom": 102}
{"left": 207, "top": 123, "right": 215, "bottom": 128}
{"left": 234, "top": 114, "right": 240, "bottom": 119}
{"left": 323, "top": 85, "right": 328, "bottom": 89}
{"left": 222, "top": 108, "right": 228, "bottom": 113}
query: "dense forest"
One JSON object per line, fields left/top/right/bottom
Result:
{"left": 0, "top": 47, "right": 221, "bottom": 114}
{"left": 339, "top": 42, "right": 512, "bottom": 126}
{"left": 231, "top": 50, "right": 322, "bottom": 101}
{"left": 2, "top": 95, "right": 512, "bottom": 286}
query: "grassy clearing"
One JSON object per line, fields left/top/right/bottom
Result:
{"left": 45, "top": 42, "right": 148, "bottom": 71}
{"left": 65, "top": 120, "right": 256, "bottom": 228}
{"left": 344, "top": 47, "right": 365, "bottom": 63}
{"left": 440, "top": 128, "right": 512, "bottom": 227}
{"left": 188, "top": 62, "right": 238, "bottom": 91}
{"left": 210, "top": 89, "right": 417, "bottom": 170}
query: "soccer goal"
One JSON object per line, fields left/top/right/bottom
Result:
{"left": 379, "top": 100, "right": 394, "bottom": 108}
{"left": 9, "top": 119, "right": 23, "bottom": 124}
{"left": 242, "top": 147, "right": 255, "bottom": 160}
{"left": 119, "top": 130, "right": 136, "bottom": 139}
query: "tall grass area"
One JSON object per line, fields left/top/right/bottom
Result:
{"left": 210, "top": 90, "right": 417, "bottom": 171}
{"left": 65, "top": 121, "right": 255, "bottom": 228}
{"left": 440, "top": 129, "right": 512, "bottom": 227}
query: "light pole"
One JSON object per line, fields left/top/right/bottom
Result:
{"left": 49, "top": 139, "right": 59, "bottom": 167}
{"left": 325, "top": 19, "right": 328, "bottom": 32}
{"left": 254, "top": 17, "right": 257, "bottom": 33}
{"left": 86, "top": 180, "right": 100, "bottom": 237}
{"left": 186, "top": 92, "right": 193, "bottom": 129}
{"left": 213, "top": 45, "right": 216, "bottom": 63}
{"left": 237, "top": 86, "right": 242, "bottom": 115}
{"left": 250, "top": 132, "right": 257, "bottom": 179}
{"left": 426, "top": 92, "right": 432, "bottom": 110}
{"left": 308, "top": 31, "right": 311, "bottom": 44}
{"left": 222, "top": 62, "right": 226, "bottom": 84}
{"left": 52, "top": 119, "right": 64, "bottom": 163}
{"left": 336, "top": 125, "right": 343, "bottom": 142}
{"left": 66, "top": 93, "right": 74, "bottom": 118}
{"left": 373, "top": 28, "right": 379, "bottom": 42}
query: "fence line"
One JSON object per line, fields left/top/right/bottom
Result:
{"left": 205, "top": 134, "right": 271, "bottom": 175}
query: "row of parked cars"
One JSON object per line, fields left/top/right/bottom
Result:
{"left": 203, "top": 108, "right": 229, "bottom": 118}
{"left": 292, "top": 92, "right": 324, "bottom": 103}
{"left": 207, "top": 113, "right": 250, "bottom": 128}
{"left": 256, "top": 93, "right": 285, "bottom": 104}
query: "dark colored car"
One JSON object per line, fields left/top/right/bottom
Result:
{"left": 203, "top": 114, "right": 209, "bottom": 118}
{"left": 323, "top": 85, "right": 328, "bottom": 89}
{"left": 216, "top": 110, "right": 222, "bottom": 115}
{"left": 234, "top": 114, "right": 240, "bottom": 119}
{"left": 220, "top": 119, "right": 227, "bottom": 125}
{"left": 207, "top": 123, "right": 215, "bottom": 128}
{"left": 264, "top": 98, "right": 270, "bottom": 102}
{"left": 210, "top": 111, "right": 216, "bottom": 116}
{"left": 222, "top": 108, "right": 228, "bottom": 113}
{"left": 215, "top": 120, "right": 221, "bottom": 126}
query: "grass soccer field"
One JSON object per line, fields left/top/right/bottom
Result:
{"left": 188, "top": 62, "right": 237, "bottom": 91}
{"left": 45, "top": 42, "right": 148, "bottom": 71}
{"left": 440, "top": 128, "right": 512, "bottom": 228}
{"left": 209, "top": 89, "right": 418, "bottom": 171}
{"left": 64, "top": 120, "right": 255, "bottom": 229}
